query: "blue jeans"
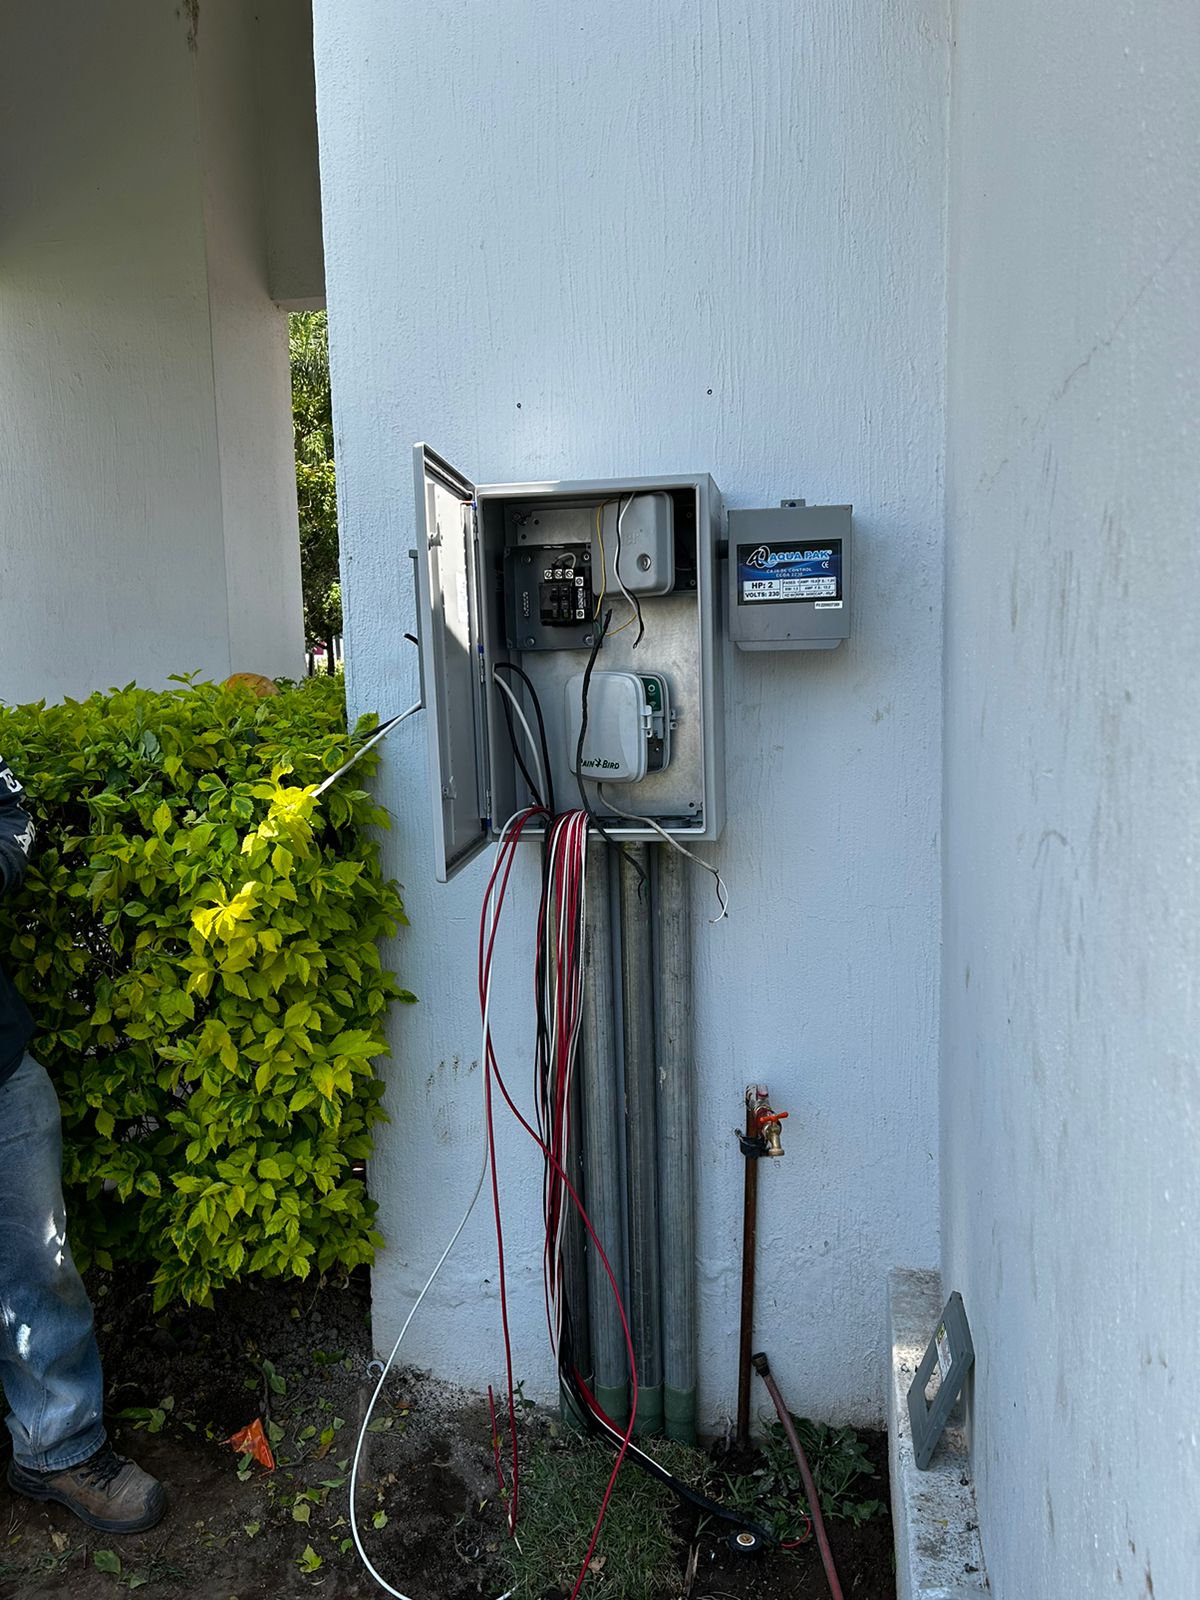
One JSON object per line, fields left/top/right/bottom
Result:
{"left": 0, "top": 1054, "right": 105, "bottom": 1471}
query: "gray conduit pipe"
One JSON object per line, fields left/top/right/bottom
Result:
{"left": 619, "top": 844, "right": 664, "bottom": 1436}
{"left": 560, "top": 1040, "right": 589, "bottom": 1429}
{"left": 579, "top": 846, "right": 629, "bottom": 1424}
{"left": 654, "top": 843, "right": 696, "bottom": 1443}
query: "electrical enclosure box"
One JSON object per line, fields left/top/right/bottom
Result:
{"left": 726, "top": 503, "right": 852, "bottom": 651}
{"left": 597, "top": 494, "right": 675, "bottom": 596}
{"left": 413, "top": 445, "right": 725, "bottom": 881}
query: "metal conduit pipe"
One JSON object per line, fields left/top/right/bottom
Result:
{"left": 653, "top": 844, "right": 697, "bottom": 1443}
{"left": 559, "top": 1048, "right": 589, "bottom": 1429}
{"left": 579, "top": 846, "right": 629, "bottom": 1424}
{"left": 619, "top": 844, "right": 663, "bottom": 1436}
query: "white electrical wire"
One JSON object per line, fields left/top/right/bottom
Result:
{"left": 312, "top": 700, "right": 423, "bottom": 800}
{"left": 348, "top": 1143, "right": 496, "bottom": 1599}
{"left": 491, "top": 671, "right": 548, "bottom": 807}
{"left": 348, "top": 812, "right": 529, "bottom": 1600}
{"left": 596, "top": 783, "right": 730, "bottom": 921}
{"left": 612, "top": 496, "right": 640, "bottom": 638}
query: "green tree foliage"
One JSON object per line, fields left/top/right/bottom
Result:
{"left": 290, "top": 311, "right": 342, "bottom": 654}
{"left": 0, "top": 676, "right": 413, "bottom": 1308}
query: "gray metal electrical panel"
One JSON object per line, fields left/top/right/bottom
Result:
{"left": 412, "top": 445, "right": 725, "bottom": 882}
{"left": 726, "top": 502, "right": 852, "bottom": 651}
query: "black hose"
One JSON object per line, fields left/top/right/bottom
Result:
{"left": 555, "top": 1319, "right": 775, "bottom": 1550}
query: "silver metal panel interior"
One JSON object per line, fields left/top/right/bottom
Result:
{"left": 412, "top": 445, "right": 489, "bottom": 881}
{"left": 521, "top": 591, "right": 705, "bottom": 823}
{"left": 476, "top": 476, "right": 723, "bottom": 841}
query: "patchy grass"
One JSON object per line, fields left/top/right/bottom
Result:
{"left": 501, "top": 1433, "right": 706, "bottom": 1600}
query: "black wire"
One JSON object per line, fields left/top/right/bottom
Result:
{"left": 554, "top": 1322, "right": 776, "bottom": 1548}
{"left": 494, "top": 677, "right": 544, "bottom": 809}
{"left": 493, "top": 661, "right": 556, "bottom": 816}
{"left": 574, "top": 609, "right": 648, "bottom": 892}
{"left": 574, "top": 611, "right": 608, "bottom": 818}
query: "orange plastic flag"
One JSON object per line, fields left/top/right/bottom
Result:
{"left": 228, "top": 1417, "right": 275, "bottom": 1470}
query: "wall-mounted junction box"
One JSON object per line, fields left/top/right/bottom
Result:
{"left": 726, "top": 502, "right": 852, "bottom": 651}
{"left": 412, "top": 446, "right": 724, "bottom": 881}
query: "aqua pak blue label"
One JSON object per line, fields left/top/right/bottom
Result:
{"left": 736, "top": 538, "right": 843, "bottom": 606}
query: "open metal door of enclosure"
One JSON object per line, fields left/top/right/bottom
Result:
{"left": 412, "top": 444, "right": 491, "bottom": 881}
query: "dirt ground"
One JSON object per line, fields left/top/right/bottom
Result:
{"left": 0, "top": 1266, "right": 895, "bottom": 1599}
{"left": 688, "top": 1434, "right": 896, "bottom": 1599}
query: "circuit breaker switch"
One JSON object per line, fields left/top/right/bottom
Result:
{"left": 565, "top": 670, "right": 672, "bottom": 784}
{"left": 539, "top": 572, "right": 587, "bottom": 625}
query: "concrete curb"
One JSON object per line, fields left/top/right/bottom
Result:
{"left": 887, "top": 1268, "right": 990, "bottom": 1599}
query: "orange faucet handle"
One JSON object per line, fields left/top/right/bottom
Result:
{"left": 755, "top": 1107, "right": 788, "bottom": 1130}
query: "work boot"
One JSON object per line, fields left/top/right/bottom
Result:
{"left": 8, "top": 1444, "right": 166, "bottom": 1532}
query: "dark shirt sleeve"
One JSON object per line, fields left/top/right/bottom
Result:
{"left": 0, "top": 758, "right": 35, "bottom": 898}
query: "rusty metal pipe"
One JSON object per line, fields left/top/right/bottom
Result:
{"left": 735, "top": 1097, "right": 760, "bottom": 1450}
{"left": 735, "top": 1086, "right": 787, "bottom": 1450}
{"left": 752, "top": 1351, "right": 845, "bottom": 1600}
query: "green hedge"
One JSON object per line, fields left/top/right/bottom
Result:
{"left": 0, "top": 676, "right": 411, "bottom": 1308}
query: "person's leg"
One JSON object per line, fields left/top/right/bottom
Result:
{"left": 0, "top": 1053, "right": 105, "bottom": 1471}
{"left": 1, "top": 1054, "right": 164, "bottom": 1531}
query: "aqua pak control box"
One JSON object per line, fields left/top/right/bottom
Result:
{"left": 727, "top": 502, "right": 852, "bottom": 652}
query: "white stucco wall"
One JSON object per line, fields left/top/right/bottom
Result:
{"left": 197, "top": 2, "right": 310, "bottom": 679}
{"left": 0, "top": 1, "right": 306, "bottom": 706}
{"left": 315, "top": 0, "right": 947, "bottom": 1426}
{"left": 941, "top": 0, "right": 1200, "bottom": 1593}
{"left": 255, "top": 0, "right": 326, "bottom": 309}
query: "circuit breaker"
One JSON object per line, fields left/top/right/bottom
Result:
{"left": 412, "top": 446, "right": 724, "bottom": 881}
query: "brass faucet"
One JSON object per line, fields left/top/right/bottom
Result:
{"left": 745, "top": 1084, "right": 787, "bottom": 1158}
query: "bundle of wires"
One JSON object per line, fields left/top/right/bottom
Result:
{"left": 351, "top": 800, "right": 772, "bottom": 1600}
{"left": 533, "top": 810, "right": 590, "bottom": 1366}
{"left": 340, "top": 678, "right": 754, "bottom": 1600}
{"left": 482, "top": 810, "right": 775, "bottom": 1590}
{"left": 479, "top": 807, "right": 643, "bottom": 1600}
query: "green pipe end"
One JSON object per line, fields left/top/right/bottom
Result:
{"left": 663, "top": 1384, "right": 697, "bottom": 1445}
{"left": 592, "top": 1381, "right": 630, "bottom": 1429}
{"left": 632, "top": 1383, "right": 664, "bottom": 1439}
